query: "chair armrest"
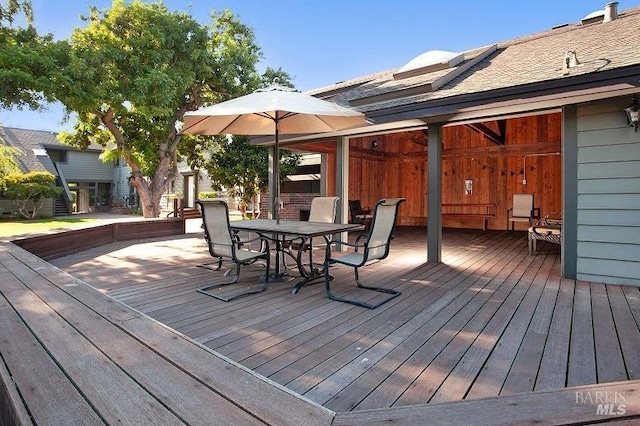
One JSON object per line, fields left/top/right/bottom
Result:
{"left": 326, "top": 238, "right": 367, "bottom": 257}
{"left": 233, "top": 233, "right": 264, "bottom": 244}
{"left": 332, "top": 239, "right": 366, "bottom": 249}
{"left": 531, "top": 207, "right": 541, "bottom": 219}
{"left": 233, "top": 233, "right": 269, "bottom": 252}
{"left": 542, "top": 212, "right": 562, "bottom": 226}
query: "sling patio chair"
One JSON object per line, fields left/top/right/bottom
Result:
{"left": 506, "top": 193, "right": 540, "bottom": 231}
{"left": 196, "top": 199, "right": 270, "bottom": 302}
{"left": 286, "top": 196, "right": 339, "bottom": 276}
{"left": 323, "top": 198, "right": 406, "bottom": 309}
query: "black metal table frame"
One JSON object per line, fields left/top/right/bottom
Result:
{"left": 230, "top": 219, "right": 363, "bottom": 293}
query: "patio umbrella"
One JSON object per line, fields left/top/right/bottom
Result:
{"left": 181, "top": 82, "right": 368, "bottom": 223}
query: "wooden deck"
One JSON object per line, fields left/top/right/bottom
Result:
{"left": 0, "top": 239, "right": 332, "bottom": 425}
{"left": 48, "top": 226, "right": 640, "bottom": 420}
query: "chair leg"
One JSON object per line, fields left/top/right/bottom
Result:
{"left": 324, "top": 263, "right": 401, "bottom": 309}
{"left": 198, "top": 256, "right": 269, "bottom": 302}
{"left": 196, "top": 257, "right": 223, "bottom": 271}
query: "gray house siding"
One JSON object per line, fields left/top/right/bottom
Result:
{"left": 576, "top": 97, "right": 640, "bottom": 286}
{"left": 57, "top": 150, "right": 114, "bottom": 182}
{"left": 111, "top": 160, "right": 134, "bottom": 205}
{"left": 0, "top": 197, "right": 54, "bottom": 218}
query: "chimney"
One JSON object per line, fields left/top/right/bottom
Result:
{"left": 604, "top": 2, "right": 618, "bottom": 22}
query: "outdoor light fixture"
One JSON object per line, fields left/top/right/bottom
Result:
{"left": 625, "top": 95, "right": 639, "bottom": 132}
{"left": 371, "top": 140, "right": 379, "bottom": 151}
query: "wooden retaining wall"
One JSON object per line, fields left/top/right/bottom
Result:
{"left": 11, "top": 218, "right": 184, "bottom": 260}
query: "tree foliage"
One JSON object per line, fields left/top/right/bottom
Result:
{"left": 0, "top": 145, "right": 21, "bottom": 176}
{"left": 45, "top": 0, "right": 263, "bottom": 217}
{"left": 0, "top": 0, "right": 59, "bottom": 109}
{"left": 204, "top": 135, "right": 300, "bottom": 214}
{"left": 0, "top": 171, "right": 63, "bottom": 218}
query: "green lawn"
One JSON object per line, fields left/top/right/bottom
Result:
{"left": 0, "top": 218, "right": 101, "bottom": 238}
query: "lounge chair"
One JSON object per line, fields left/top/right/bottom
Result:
{"left": 528, "top": 213, "right": 562, "bottom": 254}
{"left": 323, "top": 198, "right": 405, "bottom": 309}
{"left": 196, "top": 199, "right": 270, "bottom": 302}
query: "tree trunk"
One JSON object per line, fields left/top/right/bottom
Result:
{"left": 102, "top": 116, "right": 179, "bottom": 219}
{"left": 129, "top": 170, "right": 166, "bottom": 218}
{"left": 132, "top": 180, "right": 166, "bottom": 218}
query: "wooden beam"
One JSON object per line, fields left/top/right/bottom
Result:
{"left": 464, "top": 120, "right": 506, "bottom": 145}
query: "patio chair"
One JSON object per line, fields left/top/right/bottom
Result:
{"left": 287, "top": 196, "right": 339, "bottom": 275}
{"left": 309, "top": 196, "right": 340, "bottom": 223}
{"left": 196, "top": 199, "right": 270, "bottom": 302}
{"left": 506, "top": 193, "right": 540, "bottom": 231}
{"left": 349, "top": 199, "right": 373, "bottom": 231}
{"left": 323, "top": 198, "right": 405, "bottom": 309}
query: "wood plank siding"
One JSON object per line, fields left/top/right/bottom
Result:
{"left": 48, "top": 226, "right": 640, "bottom": 421}
{"left": 576, "top": 97, "right": 640, "bottom": 286}
{"left": 293, "top": 112, "right": 562, "bottom": 230}
{"left": 57, "top": 150, "right": 115, "bottom": 182}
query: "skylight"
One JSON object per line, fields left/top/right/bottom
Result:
{"left": 394, "top": 50, "right": 464, "bottom": 79}
{"left": 581, "top": 9, "right": 605, "bottom": 24}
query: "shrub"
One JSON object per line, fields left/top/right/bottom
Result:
{"left": 0, "top": 171, "right": 63, "bottom": 219}
{"left": 197, "top": 191, "right": 219, "bottom": 199}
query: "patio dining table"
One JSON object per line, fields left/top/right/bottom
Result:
{"left": 230, "top": 219, "right": 363, "bottom": 293}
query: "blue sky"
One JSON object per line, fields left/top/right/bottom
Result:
{"left": 0, "top": 0, "right": 631, "bottom": 132}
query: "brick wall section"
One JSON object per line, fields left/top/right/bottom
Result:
{"left": 259, "top": 192, "right": 318, "bottom": 220}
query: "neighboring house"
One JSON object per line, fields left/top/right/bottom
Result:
{"left": 0, "top": 127, "right": 137, "bottom": 217}
{"left": 258, "top": 3, "right": 640, "bottom": 286}
{"left": 166, "top": 161, "right": 216, "bottom": 210}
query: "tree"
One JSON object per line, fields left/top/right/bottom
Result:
{"left": 0, "top": 0, "right": 58, "bottom": 109}
{"left": 0, "top": 171, "right": 63, "bottom": 218}
{"left": 204, "top": 135, "right": 300, "bottom": 217}
{"left": 0, "top": 145, "right": 21, "bottom": 176}
{"left": 48, "top": 0, "right": 262, "bottom": 217}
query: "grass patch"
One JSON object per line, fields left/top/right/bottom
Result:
{"left": 0, "top": 218, "right": 101, "bottom": 238}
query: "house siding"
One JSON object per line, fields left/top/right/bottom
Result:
{"left": 57, "top": 151, "right": 114, "bottom": 182}
{"left": 111, "top": 161, "right": 132, "bottom": 204}
{"left": 576, "top": 97, "right": 640, "bottom": 286}
{"left": 0, "top": 198, "right": 54, "bottom": 218}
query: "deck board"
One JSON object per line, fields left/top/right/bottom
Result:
{"left": 608, "top": 285, "right": 640, "bottom": 380}
{"left": 49, "top": 227, "right": 640, "bottom": 417}
{"left": 591, "top": 282, "right": 628, "bottom": 383}
{"left": 567, "top": 280, "right": 598, "bottom": 387}
{"left": 535, "top": 278, "right": 574, "bottom": 391}
{"left": 501, "top": 256, "right": 561, "bottom": 395}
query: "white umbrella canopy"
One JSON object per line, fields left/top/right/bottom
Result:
{"left": 182, "top": 86, "right": 366, "bottom": 135}
{"left": 181, "top": 82, "right": 368, "bottom": 223}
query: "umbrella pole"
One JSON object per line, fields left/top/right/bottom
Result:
{"left": 274, "top": 119, "right": 280, "bottom": 224}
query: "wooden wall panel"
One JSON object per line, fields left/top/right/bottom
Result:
{"left": 289, "top": 113, "right": 562, "bottom": 229}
